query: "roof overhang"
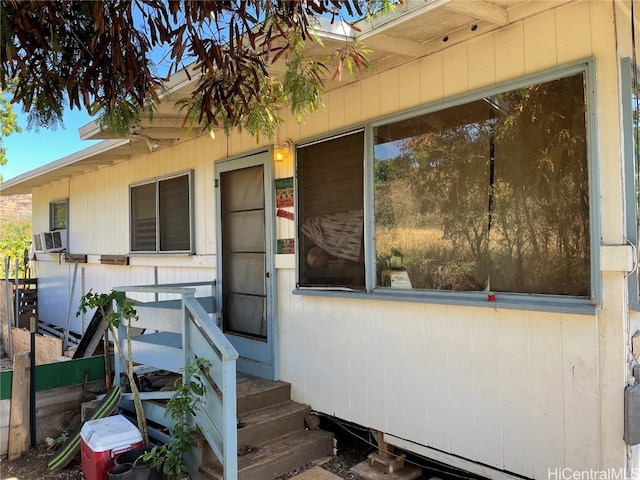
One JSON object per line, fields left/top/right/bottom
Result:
{"left": 1, "top": 0, "right": 572, "bottom": 196}
{"left": 2, "top": 139, "right": 132, "bottom": 195}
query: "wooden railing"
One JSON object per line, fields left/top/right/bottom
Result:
{"left": 112, "top": 283, "right": 239, "bottom": 480}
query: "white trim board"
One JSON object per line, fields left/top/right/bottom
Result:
{"left": 384, "top": 433, "right": 524, "bottom": 480}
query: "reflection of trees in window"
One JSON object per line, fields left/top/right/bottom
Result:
{"left": 633, "top": 74, "right": 640, "bottom": 296}
{"left": 374, "top": 73, "right": 589, "bottom": 296}
{"left": 50, "top": 199, "right": 68, "bottom": 230}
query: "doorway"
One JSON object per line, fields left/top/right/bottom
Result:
{"left": 215, "top": 151, "right": 277, "bottom": 380}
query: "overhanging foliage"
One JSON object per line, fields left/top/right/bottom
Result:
{"left": 1, "top": 0, "right": 391, "bottom": 138}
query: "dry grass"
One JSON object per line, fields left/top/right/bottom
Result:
{"left": 375, "top": 225, "right": 449, "bottom": 258}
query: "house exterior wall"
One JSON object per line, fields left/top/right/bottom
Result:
{"left": 274, "top": 1, "right": 627, "bottom": 476}
{"left": 28, "top": 1, "right": 634, "bottom": 477}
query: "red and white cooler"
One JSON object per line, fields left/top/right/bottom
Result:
{"left": 80, "top": 415, "right": 143, "bottom": 480}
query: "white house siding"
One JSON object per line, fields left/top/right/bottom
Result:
{"left": 278, "top": 275, "right": 599, "bottom": 475}
{"left": 275, "top": 1, "right": 627, "bottom": 477}
{"left": 27, "top": 0, "right": 635, "bottom": 477}
{"left": 31, "top": 131, "right": 239, "bottom": 331}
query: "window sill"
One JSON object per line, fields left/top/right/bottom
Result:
{"left": 293, "top": 288, "right": 597, "bottom": 316}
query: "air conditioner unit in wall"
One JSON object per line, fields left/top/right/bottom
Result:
{"left": 41, "top": 229, "right": 67, "bottom": 253}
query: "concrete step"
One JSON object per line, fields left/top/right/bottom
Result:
{"left": 199, "top": 429, "right": 335, "bottom": 480}
{"left": 236, "top": 373, "right": 291, "bottom": 415}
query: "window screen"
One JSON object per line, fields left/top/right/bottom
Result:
{"left": 130, "top": 172, "right": 192, "bottom": 253}
{"left": 297, "top": 131, "right": 365, "bottom": 290}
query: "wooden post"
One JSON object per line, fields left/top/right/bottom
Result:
{"left": 8, "top": 352, "right": 30, "bottom": 460}
{"left": 375, "top": 429, "right": 394, "bottom": 457}
{"left": 29, "top": 317, "right": 36, "bottom": 448}
{"left": 103, "top": 332, "right": 111, "bottom": 389}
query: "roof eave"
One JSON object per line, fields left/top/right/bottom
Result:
{"left": 0, "top": 139, "right": 130, "bottom": 196}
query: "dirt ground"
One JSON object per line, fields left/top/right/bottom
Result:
{"left": 0, "top": 440, "right": 368, "bottom": 480}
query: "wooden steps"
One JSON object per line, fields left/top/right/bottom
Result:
{"left": 199, "top": 430, "right": 334, "bottom": 480}
{"left": 196, "top": 373, "right": 334, "bottom": 480}
{"left": 114, "top": 291, "right": 333, "bottom": 480}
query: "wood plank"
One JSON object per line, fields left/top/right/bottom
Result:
{"left": 398, "top": 61, "right": 421, "bottom": 111}
{"left": 382, "top": 303, "right": 407, "bottom": 437}
{"left": 494, "top": 22, "right": 525, "bottom": 84}
{"left": 100, "top": 255, "right": 129, "bottom": 265}
{"left": 345, "top": 298, "right": 368, "bottom": 427}
{"left": 472, "top": 310, "right": 503, "bottom": 468}
{"left": 444, "top": 0, "right": 509, "bottom": 25}
{"left": 522, "top": 9, "right": 557, "bottom": 75}
{"left": 499, "top": 311, "right": 533, "bottom": 477}
{"left": 8, "top": 352, "right": 30, "bottom": 460}
{"left": 378, "top": 68, "right": 399, "bottom": 117}
{"left": 0, "top": 280, "right": 15, "bottom": 328}
{"left": 555, "top": 1, "right": 592, "bottom": 64}
{"left": 528, "top": 312, "right": 564, "bottom": 475}
{"left": 72, "top": 303, "right": 110, "bottom": 359}
{"left": 447, "top": 308, "right": 475, "bottom": 461}
{"left": 33, "top": 381, "right": 102, "bottom": 445}
{"left": 2, "top": 324, "right": 62, "bottom": 365}
{"left": 365, "top": 34, "right": 423, "bottom": 57}
{"left": 467, "top": 33, "right": 496, "bottom": 91}
{"left": 65, "top": 254, "right": 88, "bottom": 264}
{"left": 424, "top": 305, "right": 450, "bottom": 451}
{"left": 35, "top": 379, "right": 103, "bottom": 409}
{"left": 443, "top": 42, "right": 468, "bottom": 98}
{"left": 402, "top": 306, "right": 428, "bottom": 446}
{"left": 561, "top": 314, "right": 598, "bottom": 469}
{"left": 419, "top": 51, "right": 445, "bottom": 105}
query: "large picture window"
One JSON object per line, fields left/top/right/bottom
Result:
{"left": 297, "top": 131, "right": 365, "bottom": 290}
{"left": 373, "top": 72, "right": 590, "bottom": 296}
{"left": 623, "top": 58, "right": 640, "bottom": 306}
{"left": 130, "top": 172, "right": 193, "bottom": 253}
{"left": 296, "top": 70, "right": 592, "bottom": 298}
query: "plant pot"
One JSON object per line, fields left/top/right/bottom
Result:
{"left": 108, "top": 463, "right": 134, "bottom": 480}
{"left": 115, "top": 447, "right": 163, "bottom": 480}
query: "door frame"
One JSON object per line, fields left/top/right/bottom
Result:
{"left": 214, "top": 149, "right": 279, "bottom": 381}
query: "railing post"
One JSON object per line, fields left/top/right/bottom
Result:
{"left": 181, "top": 290, "right": 197, "bottom": 435}
{"left": 222, "top": 357, "right": 238, "bottom": 480}
{"left": 114, "top": 283, "right": 238, "bottom": 479}
{"left": 113, "top": 299, "right": 124, "bottom": 388}
{"left": 181, "top": 289, "right": 196, "bottom": 370}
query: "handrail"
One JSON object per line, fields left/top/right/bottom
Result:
{"left": 113, "top": 285, "right": 196, "bottom": 295}
{"left": 183, "top": 295, "right": 238, "bottom": 480}
{"left": 113, "top": 282, "right": 238, "bottom": 480}
{"left": 184, "top": 296, "right": 238, "bottom": 362}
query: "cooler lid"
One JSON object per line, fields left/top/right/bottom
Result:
{"left": 80, "top": 415, "right": 143, "bottom": 452}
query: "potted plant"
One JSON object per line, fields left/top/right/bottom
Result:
{"left": 143, "top": 358, "right": 210, "bottom": 480}
{"left": 78, "top": 290, "right": 149, "bottom": 446}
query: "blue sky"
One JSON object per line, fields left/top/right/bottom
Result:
{"left": 1, "top": 108, "right": 99, "bottom": 181}
{"left": 0, "top": 3, "right": 375, "bottom": 183}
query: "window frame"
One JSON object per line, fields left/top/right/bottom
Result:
{"left": 129, "top": 170, "right": 194, "bottom": 254}
{"left": 294, "top": 60, "right": 600, "bottom": 314}
{"left": 622, "top": 57, "right": 640, "bottom": 312}
{"left": 49, "top": 198, "right": 68, "bottom": 231}
{"left": 295, "top": 129, "right": 366, "bottom": 291}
